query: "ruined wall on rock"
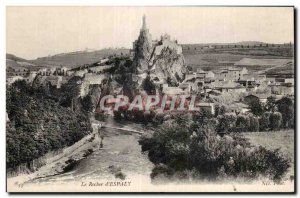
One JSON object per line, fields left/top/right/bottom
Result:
{"left": 133, "top": 36, "right": 187, "bottom": 87}
{"left": 131, "top": 16, "right": 187, "bottom": 91}
{"left": 149, "top": 40, "right": 187, "bottom": 86}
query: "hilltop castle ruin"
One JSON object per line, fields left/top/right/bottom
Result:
{"left": 131, "top": 15, "right": 187, "bottom": 91}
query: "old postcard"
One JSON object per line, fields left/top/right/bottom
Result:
{"left": 6, "top": 6, "right": 295, "bottom": 193}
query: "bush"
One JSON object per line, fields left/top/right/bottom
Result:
{"left": 236, "top": 115, "right": 250, "bottom": 132}
{"left": 276, "top": 97, "right": 294, "bottom": 128}
{"left": 216, "top": 114, "right": 237, "bottom": 134}
{"left": 152, "top": 112, "right": 164, "bottom": 126}
{"left": 269, "top": 112, "right": 282, "bottom": 130}
{"left": 150, "top": 164, "right": 175, "bottom": 180}
{"left": 215, "top": 104, "right": 226, "bottom": 116}
{"left": 248, "top": 115, "right": 259, "bottom": 132}
{"left": 249, "top": 100, "right": 264, "bottom": 116}
{"left": 81, "top": 95, "right": 93, "bottom": 112}
{"left": 259, "top": 112, "right": 271, "bottom": 131}
{"left": 139, "top": 115, "right": 290, "bottom": 182}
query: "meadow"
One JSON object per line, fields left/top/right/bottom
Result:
{"left": 242, "top": 130, "right": 294, "bottom": 179}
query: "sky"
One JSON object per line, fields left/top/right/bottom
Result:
{"left": 6, "top": 6, "right": 294, "bottom": 60}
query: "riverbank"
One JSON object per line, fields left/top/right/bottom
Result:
{"left": 7, "top": 122, "right": 101, "bottom": 191}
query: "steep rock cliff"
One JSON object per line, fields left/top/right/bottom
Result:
{"left": 149, "top": 44, "right": 186, "bottom": 86}
{"left": 132, "top": 34, "right": 187, "bottom": 89}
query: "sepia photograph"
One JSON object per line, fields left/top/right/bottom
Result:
{"left": 5, "top": 6, "right": 295, "bottom": 193}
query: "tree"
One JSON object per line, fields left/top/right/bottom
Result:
{"left": 276, "top": 97, "right": 294, "bottom": 128}
{"left": 81, "top": 95, "right": 93, "bottom": 112}
{"left": 236, "top": 115, "right": 250, "bottom": 132}
{"left": 249, "top": 100, "right": 264, "bottom": 116}
{"left": 259, "top": 112, "right": 271, "bottom": 131}
{"left": 6, "top": 79, "right": 92, "bottom": 170}
{"left": 216, "top": 114, "right": 236, "bottom": 134}
{"left": 265, "top": 96, "right": 276, "bottom": 112}
{"left": 269, "top": 112, "right": 282, "bottom": 130}
{"left": 214, "top": 104, "right": 226, "bottom": 117}
{"left": 186, "top": 65, "right": 193, "bottom": 71}
{"left": 248, "top": 115, "right": 259, "bottom": 132}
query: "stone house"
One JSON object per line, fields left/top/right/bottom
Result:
{"left": 196, "top": 69, "right": 215, "bottom": 79}
{"left": 214, "top": 81, "right": 247, "bottom": 93}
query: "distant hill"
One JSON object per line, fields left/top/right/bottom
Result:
{"left": 6, "top": 53, "right": 37, "bottom": 69}
{"left": 30, "top": 48, "right": 130, "bottom": 68}
{"left": 7, "top": 41, "right": 293, "bottom": 71}
{"left": 6, "top": 54, "right": 28, "bottom": 62}
{"left": 235, "top": 41, "right": 266, "bottom": 46}
{"left": 181, "top": 41, "right": 267, "bottom": 47}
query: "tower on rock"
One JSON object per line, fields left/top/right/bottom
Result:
{"left": 142, "top": 15, "right": 147, "bottom": 30}
{"left": 130, "top": 15, "right": 187, "bottom": 93}
{"left": 132, "top": 15, "right": 153, "bottom": 88}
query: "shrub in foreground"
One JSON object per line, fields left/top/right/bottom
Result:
{"left": 139, "top": 114, "right": 290, "bottom": 182}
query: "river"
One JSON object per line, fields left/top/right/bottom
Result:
{"left": 29, "top": 118, "right": 154, "bottom": 185}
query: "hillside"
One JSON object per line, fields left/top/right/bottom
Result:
{"left": 30, "top": 48, "right": 130, "bottom": 68}
{"left": 7, "top": 54, "right": 29, "bottom": 62}
{"left": 6, "top": 80, "right": 92, "bottom": 170}
{"left": 6, "top": 54, "right": 37, "bottom": 70}
{"left": 7, "top": 41, "right": 294, "bottom": 73}
{"left": 6, "top": 48, "right": 130, "bottom": 69}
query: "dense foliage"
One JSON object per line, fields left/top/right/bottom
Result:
{"left": 139, "top": 113, "right": 290, "bottom": 182}
{"left": 213, "top": 96, "right": 294, "bottom": 133}
{"left": 6, "top": 80, "right": 92, "bottom": 169}
{"left": 248, "top": 96, "right": 294, "bottom": 130}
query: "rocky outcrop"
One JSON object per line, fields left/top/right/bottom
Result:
{"left": 132, "top": 19, "right": 153, "bottom": 88}
{"left": 132, "top": 16, "right": 187, "bottom": 90}
{"left": 149, "top": 40, "right": 187, "bottom": 86}
{"left": 132, "top": 30, "right": 152, "bottom": 74}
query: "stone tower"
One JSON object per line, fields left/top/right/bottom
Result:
{"left": 132, "top": 15, "right": 153, "bottom": 88}
{"left": 131, "top": 15, "right": 187, "bottom": 92}
{"left": 142, "top": 15, "right": 147, "bottom": 30}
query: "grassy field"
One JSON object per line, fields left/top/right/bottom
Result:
{"left": 242, "top": 130, "right": 294, "bottom": 178}
{"left": 183, "top": 45, "right": 293, "bottom": 72}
